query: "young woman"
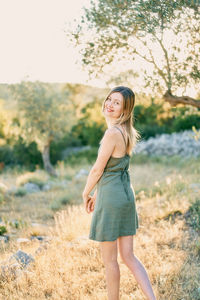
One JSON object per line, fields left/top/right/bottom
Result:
{"left": 82, "top": 86, "right": 156, "bottom": 300}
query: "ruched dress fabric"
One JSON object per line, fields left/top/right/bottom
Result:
{"left": 89, "top": 126, "right": 139, "bottom": 242}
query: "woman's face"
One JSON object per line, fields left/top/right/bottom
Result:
{"left": 104, "top": 92, "right": 124, "bottom": 119}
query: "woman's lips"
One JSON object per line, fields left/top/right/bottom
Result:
{"left": 106, "top": 108, "right": 114, "bottom": 112}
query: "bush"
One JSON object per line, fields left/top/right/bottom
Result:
{"left": 0, "top": 192, "right": 4, "bottom": 204}
{"left": 187, "top": 199, "right": 200, "bottom": 232}
{"left": 173, "top": 114, "right": 200, "bottom": 132}
{"left": 14, "top": 187, "right": 27, "bottom": 197}
{"left": 16, "top": 171, "right": 48, "bottom": 188}
{"left": 50, "top": 195, "right": 71, "bottom": 211}
{"left": 71, "top": 120, "right": 105, "bottom": 147}
{"left": 13, "top": 138, "right": 43, "bottom": 168}
{"left": 50, "top": 132, "right": 82, "bottom": 164}
{"left": 63, "top": 146, "right": 98, "bottom": 166}
{"left": 50, "top": 199, "right": 62, "bottom": 211}
{"left": 60, "top": 196, "right": 70, "bottom": 205}
{"left": 0, "top": 138, "right": 42, "bottom": 170}
{"left": 134, "top": 100, "right": 200, "bottom": 140}
{"left": 0, "top": 145, "right": 15, "bottom": 165}
{"left": 0, "top": 225, "right": 7, "bottom": 235}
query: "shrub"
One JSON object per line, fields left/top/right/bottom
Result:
{"left": 16, "top": 171, "right": 48, "bottom": 188}
{"left": 0, "top": 225, "right": 7, "bottom": 235}
{"left": 50, "top": 195, "right": 71, "bottom": 211}
{"left": 187, "top": 199, "right": 200, "bottom": 232}
{"left": 0, "top": 192, "right": 4, "bottom": 204}
{"left": 14, "top": 187, "right": 27, "bottom": 197}
{"left": 173, "top": 114, "right": 200, "bottom": 132}
{"left": 50, "top": 199, "right": 62, "bottom": 211}
{"left": 60, "top": 196, "right": 70, "bottom": 205}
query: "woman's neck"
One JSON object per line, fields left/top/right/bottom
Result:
{"left": 107, "top": 121, "right": 124, "bottom": 130}
{"left": 106, "top": 119, "right": 122, "bottom": 128}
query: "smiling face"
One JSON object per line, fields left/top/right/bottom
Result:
{"left": 103, "top": 92, "right": 124, "bottom": 119}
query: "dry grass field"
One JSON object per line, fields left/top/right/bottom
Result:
{"left": 0, "top": 154, "right": 199, "bottom": 299}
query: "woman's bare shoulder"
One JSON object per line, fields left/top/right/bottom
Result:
{"left": 100, "top": 127, "right": 119, "bottom": 144}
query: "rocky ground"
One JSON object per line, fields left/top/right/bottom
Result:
{"left": 134, "top": 130, "right": 200, "bottom": 157}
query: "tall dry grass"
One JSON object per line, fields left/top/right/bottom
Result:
{"left": 0, "top": 155, "right": 199, "bottom": 299}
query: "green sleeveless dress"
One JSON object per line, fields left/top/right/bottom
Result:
{"left": 89, "top": 126, "right": 139, "bottom": 242}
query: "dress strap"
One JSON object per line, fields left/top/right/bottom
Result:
{"left": 113, "top": 126, "right": 127, "bottom": 148}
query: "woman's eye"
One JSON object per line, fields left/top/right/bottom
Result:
{"left": 106, "top": 98, "right": 119, "bottom": 104}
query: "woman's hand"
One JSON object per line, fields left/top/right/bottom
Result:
{"left": 87, "top": 194, "right": 96, "bottom": 213}
{"left": 82, "top": 193, "right": 92, "bottom": 213}
{"left": 82, "top": 192, "right": 96, "bottom": 214}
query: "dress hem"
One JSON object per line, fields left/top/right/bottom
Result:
{"left": 89, "top": 230, "right": 138, "bottom": 242}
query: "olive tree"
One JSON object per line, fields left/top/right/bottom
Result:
{"left": 10, "top": 81, "right": 76, "bottom": 176}
{"left": 70, "top": 0, "right": 200, "bottom": 108}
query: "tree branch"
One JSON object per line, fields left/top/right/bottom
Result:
{"left": 132, "top": 48, "right": 153, "bottom": 64}
{"left": 163, "top": 90, "right": 200, "bottom": 108}
{"left": 136, "top": 37, "right": 168, "bottom": 88}
{"left": 152, "top": 32, "right": 172, "bottom": 91}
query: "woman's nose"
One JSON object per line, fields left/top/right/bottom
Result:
{"left": 107, "top": 102, "right": 113, "bottom": 108}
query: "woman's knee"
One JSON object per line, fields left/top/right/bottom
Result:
{"left": 120, "top": 252, "right": 135, "bottom": 265}
{"left": 102, "top": 255, "right": 119, "bottom": 266}
{"left": 104, "top": 260, "right": 120, "bottom": 274}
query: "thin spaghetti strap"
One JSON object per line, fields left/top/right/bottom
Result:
{"left": 113, "top": 126, "right": 127, "bottom": 148}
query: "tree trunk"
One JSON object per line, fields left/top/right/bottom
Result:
{"left": 41, "top": 142, "right": 57, "bottom": 177}
{"left": 163, "top": 90, "right": 200, "bottom": 108}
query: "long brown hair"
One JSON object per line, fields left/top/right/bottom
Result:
{"left": 102, "top": 86, "right": 141, "bottom": 156}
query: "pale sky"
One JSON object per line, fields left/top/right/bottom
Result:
{"left": 0, "top": 0, "right": 198, "bottom": 97}
{"left": 0, "top": 0, "right": 106, "bottom": 87}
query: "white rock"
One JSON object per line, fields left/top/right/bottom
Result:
{"left": 23, "top": 183, "right": 40, "bottom": 193}
{"left": 16, "top": 238, "right": 30, "bottom": 244}
{"left": 134, "top": 130, "right": 200, "bottom": 157}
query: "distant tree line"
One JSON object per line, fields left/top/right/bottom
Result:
{"left": 0, "top": 82, "right": 199, "bottom": 173}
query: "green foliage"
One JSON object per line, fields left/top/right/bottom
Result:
{"left": 1, "top": 81, "right": 199, "bottom": 170}
{"left": 72, "top": 120, "right": 104, "bottom": 146}
{"left": 71, "top": 0, "right": 200, "bottom": 95}
{"left": 0, "top": 225, "right": 7, "bottom": 235}
{"left": 134, "top": 100, "right": 200, "bottom": 139}
{"left": 60, "top": 196, "right": 70, "bottom": 205}
{"left": 50, "top": 199, "right": 62, "bottom": 211}
{"left": 0, "top": 143, "right": 41, "bottom": 171}
{"left": 50, "top": 132, "right": 82, "bottom": 164}
{"left": 187, "top": 199, "right": 200, "bottom": 233}
{"left": 173, "top": 113, "right": 200, "bottom": 132}
{"left": 0, "top": 145, "right": 15, "bottom": 165}
{"left": 9, "top": 80, "right": 76, "bottom": 151}
{"left": 192, "top": 126, "right": 200, "bottom": 141}
{"left": 13, "top": 138, "right": 42, "bottom": 168}
{"left": 50, "top": 195, "right": 70, "bottom": 211}
{"left": 0, "top": 192, "right": 4, "bottom": 205}
{"left": 193, "top": 238, "right": 200, "bottom": 257}
{"left": 14, "top": 187, "right": 27, "bottom": 197}
{"left": 63, "top": 146, "right": 98, "bottom": 166}
{"left": 134, "top": 100, "right": 168, "bottom": 138}
{"left": 71, "top": 99, "right": 106, "bottom": 146}
{"left": 8, "top": 81, "right": 78, "bottom": 174}
{"left": 16, "top": 171, "right": 48, "bottom": 187}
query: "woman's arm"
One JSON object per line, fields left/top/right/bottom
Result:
{"left": 92, "top": 188, "right": 97, "bottom": 199}
{"left": 82, "top": 128, "right": 117, "bottom": 197}
{"left": 82, "top": 168, "right": 103, "bottom": 197}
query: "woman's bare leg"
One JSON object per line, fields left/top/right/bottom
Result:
{"left": 118, "top": 235, "right": 156, "bottom": 300}
{"left": 100, "top": 239, "right": 120, "bottom": 300}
